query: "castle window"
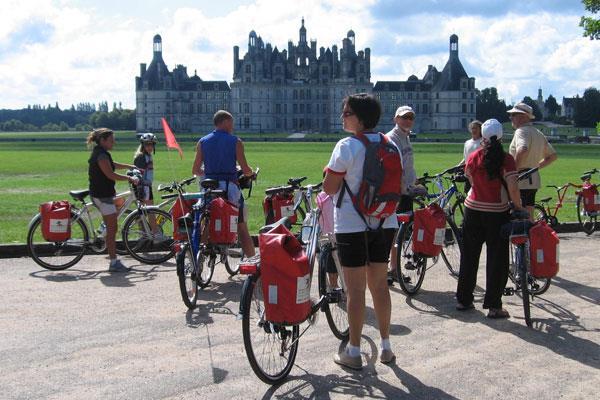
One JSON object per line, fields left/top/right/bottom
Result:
{"left": 423, "top": 93, "right": 428, "bottom": 99}
{"left": 293, "top": 104, "right": 298, "bottom": 113}
{"left": 245, "top": 65, "right": 251, "bottom": 73}
{"left": 300, "top": 104, "right": 305, "bottom": 113}
{"left": 408, "top": 93, "right": 413, "bottom": 100}
{"left": 244, "top": 117, "right": 250, "bottom": 129}
{"left": 415, "top": 104, "right": 420, "bottom": 113}
{"left": 166, "top": 92, "right": 170, "bottom": 99}
{"left": 470, "top": 104, "right": 474, "bottom": 113}
{"left": 462, "top": 92, "right": 467, "bottom": 99}
{"left": 293, "top": 90, "right": 298, "bottom": 100}
{"left": 462, "top": 103, "right": 467, "bottom": 113}
{"left": 436, "top": 92, "right": 439, "bottom": 99}
{"left": 436, "top": 104, "right": 439, "bottom": 112}
{"left": 300, "top": 90, "right": 305, "bottom": 100}
{"left": 462, "top": 118, "right": 467, "bottom": 128}
{"left": 423, "top": 104, "right": 428, "bottom": 113}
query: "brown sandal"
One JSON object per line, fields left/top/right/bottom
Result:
{"left": 487, "top": 308, "right": 510, "bottom": 319}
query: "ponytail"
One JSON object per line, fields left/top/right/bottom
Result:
{"left": 86, "top": 128, "right": 113, "bottom": 149}
{"left": 483, "top": 136, "right": 504, "bottom": 180}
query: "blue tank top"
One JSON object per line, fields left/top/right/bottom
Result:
{"left": 199, "top": 130, "right": 238, "bottom": 181}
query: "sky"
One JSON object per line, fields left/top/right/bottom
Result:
{"left": 0, "top": 0, "right": 597, "bottom": 110}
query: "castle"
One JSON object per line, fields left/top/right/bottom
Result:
{"left": 136, "top": 20, "right": 476, "bottom": 133}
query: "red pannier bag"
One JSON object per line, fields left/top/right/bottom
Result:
{"left": 529, "top": 220, "right": 560, "bottom": 278}
{"left": 263, "top": 192, "right": 297, "bottom": 225}
{"left": 412, "top": 203, "right": 446, "bottom": 257}
{"left": 208, "top": 197, "right": 239, "bottom": 244}
{"left": 39, "top": 201, "right": 71, "bottom": 241}
{"left": 259, "top": 223, "right": 311, "bottom": 325}
{"left": 171, "top": 197, "right": 194, "bottom": 241}
{"left": 580, "top": 184, "right": 600, "bottom": 213}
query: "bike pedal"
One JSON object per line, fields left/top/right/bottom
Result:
{"left": 503, "top": 287, "right": 514, "bottom": 296}
{"left": 327, "top": 288, "right": 342, "bottom": 304}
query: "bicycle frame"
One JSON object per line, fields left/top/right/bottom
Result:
{"left": 540, "top": 183, "right": 580, "bottom": 220}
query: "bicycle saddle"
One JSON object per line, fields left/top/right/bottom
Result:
{"left": 539, "top": 197, "right": 552, "bottom": 203}
{"left": 201, "top": 179, "right": 219, "bottom": 190}
{"left": 69, "top": 190, "right": 89, "bottom": 202}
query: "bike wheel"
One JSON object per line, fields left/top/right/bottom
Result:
{"left": 440, "top": 219, "right": 462, "bottom": 277}
{"left": 27, "top": 212, "right": 89, "bottom": 270}
{"left": 576, "top": 194, "right": 598, "bottom": 235}
{"left": 122, "top": 208, "right": 175, "bottom": 264}
{"left": 394, "top": 221, "right": 427, "bottom": 295}
{"left": 318, "top": 243, "right": 349, "bottom": 340}
{"left": 197, "top": 251, "right": 215, "bottom": 288}
{"left": 176, "top": 244, "right": 198, "bottom": 310}
{"left": 241, "top": 274, "right": 299, "bottom": 384}
{"left": 221, "top": 244, "right": 241, "bottom": 276}
{"left": 533, "top": 204, "right": 549, "bottom": 224}
{"left": 451, "top": 200, "right": 465, "bottom": 228}
{"left": 516, "top": 245, "right": 532, "bottom": 327}
{"left": 528, "top": 276, "right": 551, "bottom": 295}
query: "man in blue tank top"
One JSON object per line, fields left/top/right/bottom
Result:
{"left": 192, "top": 110, "right": 256, "bottom": 257}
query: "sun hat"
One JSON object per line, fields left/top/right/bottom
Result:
{"left": 507, "top": 102, "right": 535, "bottom": 119}
{"left": 395, "top": 105, "right": 415, "bottom": 117}
{"left": 481, "top": 118, "right": 503, "bottom": 140}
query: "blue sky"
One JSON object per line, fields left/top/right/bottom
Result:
{"left": 0, "top": 0, "right": 597, "bottom": 109}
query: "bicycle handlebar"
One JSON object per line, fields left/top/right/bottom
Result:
{"left": 517, "top": 167, "right": 538, "bottom": 181}
{"left": 157, "top": 176, "right": 196, "bottom": 193}
{"left": 287, "top": 176, "right": 307, "bottom": 187}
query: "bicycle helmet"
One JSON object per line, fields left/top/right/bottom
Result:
{"left": 139, "top": 133, "right": 157, "bottom": 144}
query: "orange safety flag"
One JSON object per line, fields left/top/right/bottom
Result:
{"left": 161, "top": 117, "right": 183, "bottom": 159}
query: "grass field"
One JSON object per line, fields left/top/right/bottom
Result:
{"left": 0, "top": 137, "right": 597, "bottom": 244}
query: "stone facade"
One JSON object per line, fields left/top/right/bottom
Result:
{"left": 135, "top": 34, "right": 230, "bottom": 133}
{"left": 136, "top": 24, "right": 477, "bottom": 133}
{"left": 231, "top": 19, "right": 371, "bottom": 133}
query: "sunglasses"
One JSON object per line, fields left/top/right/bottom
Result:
{"left": 341, "top": 111, "right": 355, "bottom": 118}
{"left": 400, "top": 114, "right": 414, "bottom": 120}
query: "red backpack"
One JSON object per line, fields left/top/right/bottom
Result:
{"left": 337, "top": 133, "right": 402, "bottom": 227}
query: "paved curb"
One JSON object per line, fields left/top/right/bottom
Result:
{"left": 0, "top": 223, "right": 585, "bottom": 259}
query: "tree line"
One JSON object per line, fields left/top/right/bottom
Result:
{"left": 475, "top": 87, "right": 600, "bottom": 129}
{"left": 0, "top": 102, "right": 135, "bottom": 132}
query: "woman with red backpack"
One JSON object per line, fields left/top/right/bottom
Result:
{"left": 323, "top": 93, "right": 398, "bottom": 370}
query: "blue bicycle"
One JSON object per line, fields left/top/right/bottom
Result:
{"left": 170, "top": 179, "right": 239, "bottom": 310}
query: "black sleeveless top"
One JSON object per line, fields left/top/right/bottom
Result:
{"left": 88, "top": 145, "right": 116, "bottom": 197}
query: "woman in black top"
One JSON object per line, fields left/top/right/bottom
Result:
{"left": 87, "top": 128, "right": 138, "bottom": 272}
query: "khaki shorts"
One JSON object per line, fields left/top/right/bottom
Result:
{"left": 92, "top": 197, "right": 117, "bottom": 216}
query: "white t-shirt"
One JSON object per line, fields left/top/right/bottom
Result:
{"left": 463, "top": 137, "right": 482, "bottom": 161}
{"left": 326, "top": 134, "right": 399, "bottom": 233}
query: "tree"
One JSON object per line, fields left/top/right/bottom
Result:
{"left": 476, "top": 87, "right": 509, "bottom": 122}
{"left": 580, "top": 0, "right": 600, "bottom": 39}
{"left": 573, "top": 87, "right": 600, "bottom": 127}
{"left": 521, "top": 96, "right": 544, "bottom": 121}
{"left": 544, "top": 95, "right": 560, "bottom": 118}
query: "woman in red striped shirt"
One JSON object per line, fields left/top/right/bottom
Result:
{"left": 456, "top": 119, "right": 524, "bottom": 319}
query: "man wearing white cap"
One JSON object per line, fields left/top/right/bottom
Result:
{"left": 507, "top": 102, "right": 557, "bottom": 219}
{"left": 386, "top": 105, "right": 421, "bottom": 209}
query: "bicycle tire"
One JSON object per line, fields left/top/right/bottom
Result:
{"left": 533, "top": 204, "right": 550, "bottom": 225}
{"left": 517, "top": 245, "right": 532, "bottom": 327}
{"left": 27, "top": 212, "right": 89, "bottom": 270}
{"left": 318, "top": 243, "right": 349, "bottom": 340}
{"left": 176, "top": 244, "right": 198, "bottom": 310}
{"left": 528, "top": 276, "right": 552, "bottom": 295}
{"left": 576, "top": 194, "right": 598, "bottom": 235}
{"left": 394, "top": 221, "right": 427, "bottom": 295}
{"left": 241, "top": 274, "right": 299, "bottom": 384}
{"left": 122, "top": 208, "right": 175, "bottom": 264}
{"left": 440, "top": 218, "right": 462, "bottom": 277}
{"left": 198, "top": 251, "right": 215, "bottom": 288}
{"left": 222, "top": 244, "right": 241, "bottom": 276}
{"left": 450, "top": 199, "right": 465, "bottom": 228}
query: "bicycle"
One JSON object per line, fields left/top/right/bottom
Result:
{"left": 575, "top": 168, "right": 599, "bottom": 235}
{"left": 533, "top": 168, "right": 598, "bottom": 235}
{"left": 26, "top": 170, "right": 149, "bottom": 270}
{"left": 238, "top": 181, "right": 349, "bottom": 384}
{"left": 263, "top": 176, "right": 311, "bottom": 227}
{"left": 422, "top": 165, "right": 467, "bottom": 229}
{"left": 390, "top": 176, "right": 464, "bottom": 295}
{"left": 118, "top": 176, "right": 197, "bottom": 265}
{"left": 174, "top": 179, "right": 245, "bottom": 310}
{"left": 504, "top": 168, "right": 555, "bottom": 327}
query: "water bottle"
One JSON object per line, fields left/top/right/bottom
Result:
{"left": 97, "top": 222, "right": 107, "bottom": 238}
{"left": 300, "top": 214, "right": 312, "bottom": 244}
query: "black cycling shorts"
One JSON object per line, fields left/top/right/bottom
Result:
{"left": 335, "top": 228, "right": 396, "bottom": 267}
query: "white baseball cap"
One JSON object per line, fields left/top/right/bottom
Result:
{"left": 481, "top": 118, "right": 503, "bottom": 140}
{"left": 395, "top": 105, "right": 415, "bottom": 117}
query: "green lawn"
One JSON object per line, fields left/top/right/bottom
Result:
{"left": 0, "top": 138, "right": 597, "bottom": 244}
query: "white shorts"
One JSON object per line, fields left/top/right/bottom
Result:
{"left": 92, "top": 197, "right": 117, "bottom": 216}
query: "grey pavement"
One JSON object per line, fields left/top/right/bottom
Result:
{"left": 0, "top": 232, "right": 598, "bottom": 399}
